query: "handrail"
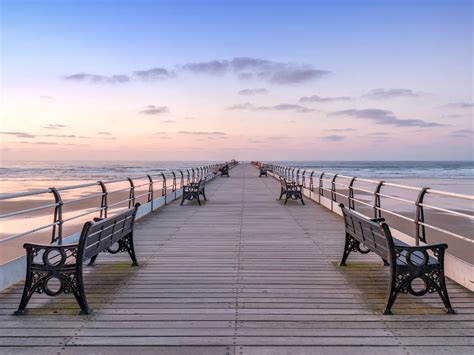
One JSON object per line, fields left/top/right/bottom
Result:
{"left": 258, "top": 162, "right": 474, "bottom": 246}
{"left": 0, "top": 162, "right": 233, "bottom": 247}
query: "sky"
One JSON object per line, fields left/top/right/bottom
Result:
{"left": 0, "top": 0, "right": 472, "bottom": 161}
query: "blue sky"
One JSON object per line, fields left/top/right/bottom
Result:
{"left": 1, "top": 0, "right": 472, "bottom": 160}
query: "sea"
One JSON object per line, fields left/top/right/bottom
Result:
{"left": 0, "top": 160, "right": 473, "bottom": 194}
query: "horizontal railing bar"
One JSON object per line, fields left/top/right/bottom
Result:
{"left": 62, "top": 207, "right": 104, "bottom": 223}
{"left": 134, "top": 192, "right": 150, "bottom": 199}
{"left": 375, "top": 207, "right": 415, "bottom": 222}
{"left": 55, "top": 182, "right": 100, "bottom": 192}
{"left": 62, "top": 193, "right": 105, "bottom": 205}
{"left": 107, "top": 199, "right": 132, "bottom": 208}
{"left": 352, "top": 186, "right": 375, "bottom": 194}
{"left": 419, "top": 203, "right": 474, "bottom": 219}
{"left": 107, "top": 187, "right": 133, "bottom": 194}
{"left": 349, "top": 197, "right": 373, "bottom": 208}
{"left": 0, "top": 189, "right": 52, "bottom": 200}
{"left": 0, "top": 203, "right": 59, "bottom": 219}
{"left": 427, "top": 189, "right": 474, "bottom": 200}
{"left": 376, "top": 193, "right": 414, "bottom": 205}
{"left": 0, "top": 221, "right": 59, "bottom": 244}
{"left": 418, "top": 222, "right": 474, "bottom": 244}
{"left": 382, "top": 182, "right": 423, "bottom": 192}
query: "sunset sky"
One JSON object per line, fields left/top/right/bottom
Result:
{"left": 1, "top": 0, "right": 472, "bottom": 161}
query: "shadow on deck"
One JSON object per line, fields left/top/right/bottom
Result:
{"left": 1, "top": 164, "right": 473, "bottom": 354}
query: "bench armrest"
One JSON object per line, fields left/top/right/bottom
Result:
{"left": 394, "top": 243, "right": 448, "bottom": 263}
{"left": 370, "top": 217, "right": 385, "bottom": 223}
{"left": 24, "top": 242, "right": 79, "bottom": 250}
{"left": 23, "top": 243, "right": 79, "bottom": 267}
{"left": 394, "top": 243, "right": 447, "bottom": 253}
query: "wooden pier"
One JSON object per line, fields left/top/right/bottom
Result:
{"left": 1, "top": 164, "right": 473, "bottom": 354}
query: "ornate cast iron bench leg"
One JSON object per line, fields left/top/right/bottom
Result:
{"left": 14, "top": 244, "right": 92, "bottom": 315}
{"left": 383, "top": 244, "right": 455, "bottom": 315}
{"left": 118, "top": 233, "right": 139, "bottom": 266}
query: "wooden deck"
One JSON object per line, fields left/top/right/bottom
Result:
{"left": 1, "top": 164, "right": 473, "bottom": 354}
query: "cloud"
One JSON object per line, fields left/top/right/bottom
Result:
{"left": 450, "top": 129, "right": 474, "bottom": 138}
{"left": 178, "top": 131, "right": 226, "bottom": 136}
{"left": 40, "top": 95, "right": 53, "bottom": 100}
{"left": 139, "top": 105, "right": 169, "bottom": 115}
{"left": 97, "top": 132, "right": 112, "bottom": 135}
{"left": 442, "top": 102, "right": 474, "bottom": 109}
{"left": 325, "top": 128, "right": 355, "bottom": 132}
{"left": 133, "top": 67, "right": 174, "bottom": 80}
{"left": 363, "top": 88, "right": 421, "bottom": 99}
{"left": 182, "top": 57, "right": 329, "bottom": 84}
{"left": 184, "top": 116, "right": 196, "bottom": 120}
{"left": 1, "top": 131, "right": 90, "bottom": 139}
{"left": 1, "top": 131, "right": 36, "bottom": 138}
{"left": 321, "top": 135, "right": 345, "bottom": 141}
{"left": 441, "top": 114, "right": 464, "bottom": 119}
{"left": 18, "top": 141, "right": 88, "bottom": 146}
{"left": 181, "top": 60, "right": 229, "bottom": 75}
{"left": 163, "top": 120, "right": 176, "bottom": 123}
{"left": 64, "top": 73, "right": 130, "bottom": 84}
{"left": 238, "top": 88, "right": 269, "bottom": 96}
{"left": 227, "top": 102, "right": 313, "bottom": 113}
{"left": 329, "top": 109, "right": 447, "bottom": 128}
{"left": 43, "top": 134, "right": 89, "bottom": 138}
{"left": 299, "top": 95, "right": 351, "bottom": 103}
{"left": 368, "top": 132, "right": 390, "bottom": 136}
{"left": 64, "top": 57, "right": 329, "bottom": 86}
{"left": 43, "top": 124, "right": 66, "bottom": 130}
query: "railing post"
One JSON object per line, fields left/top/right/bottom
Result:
{"left": 186, "top": 169, "right": 190, "bottom": 185}
{"left": 296, "top": 169, "right": 300, "bottom": 185}
{"left": 127, "top": 178, "right": 135, "bottom": 208}
{"left": 49, "top": 187, "right": 63, "bottom": 245}
{"left": 291, "top": 168, "right": 295, "bottom": 182}
{"left": 309, "top": 172, "right": 315, "bottom": 200}
{"left": 191, "top": 168, "right": 195, "bottom": 182}
{"left": 331, "top": 174, "right": 338, "bottom": 210}
{"left": 98, "top": 181, "right": 108, "bottom": 218}
{"left": 318, "top": 172, "right": 325, "bottom": 198}
{"left": 374, "top": 181, "right": 384, "bottom": 218}
{"left": 171, "top": 171, "right": 177, "bottom": 200}
{"left": 348, "top": 177, "right": 356, "bottom": 210}
{"left": 161, "top": 173, "right": 167, "bottom": 204}
{"left": 415, "top": 187, "right": 429, "bottom": 245}
{"left": 301, "top": 170, "right": 306, "bottom": 188}
{"left": 179, "top": 170, "right": 184, "bottom": 190}
{"left": 146, "top": 175, "right": 153, "bottom": 211}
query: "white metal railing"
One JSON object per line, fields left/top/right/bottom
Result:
{"left": 259, "top": 162, "right": 474, "bottom": 247}
{"left": 0, "top": 163, "right": 234, "bottom": 247}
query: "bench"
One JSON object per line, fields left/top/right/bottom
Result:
{"left": 278, "top": 177, "right": 304, "bottom": 205}
{"left": 15, "top": 204, "right": 141, "bottom": 315}
{"left": 219, "top": 165, "right": 229, "bottom": 177}
{"left": 259, "top": 167, "right": 268, "bottom": 177}
{"left": 339, "top": 204, "right": 454, "bottom": 315}
{"left": 181, "top": 178, "right": 207, "bottom": 205}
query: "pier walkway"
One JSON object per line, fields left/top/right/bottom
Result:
{"left": 1, "top": 164, "right": 473, "bottom": 354}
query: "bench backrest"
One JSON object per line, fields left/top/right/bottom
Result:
{"left": 77, "top": 204, "right": 140, "bottom": 262}
{"left": 279, "top": 177, "right": 287, "bottom": 188}
{"left": 198, "top": 177, "right": 206, "bottom": 189}
{"left": 339, "top": 204, "right": 394, "bottom": 262}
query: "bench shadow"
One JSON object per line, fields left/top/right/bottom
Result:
{"left": 8, "top": 261, "right": 139, "bottom": 316}
{"left": 332, "top": 260, "right": 452, "bottom": 315}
